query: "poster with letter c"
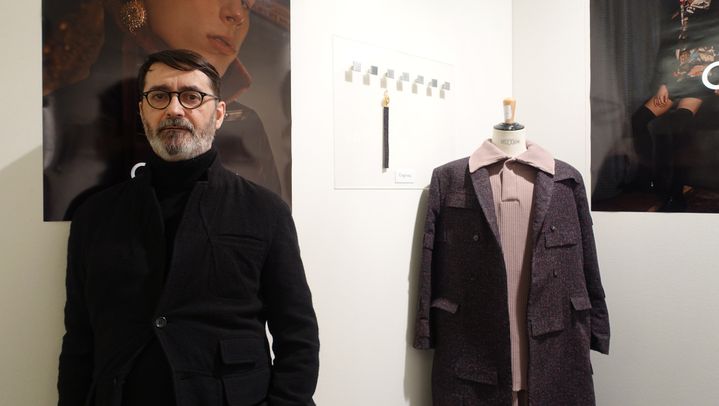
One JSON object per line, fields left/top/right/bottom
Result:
{"left": 591, "top": 0, "right": 719, "bottom": 213}
{"left": 42, "top": 0, "right": 291, "bottom": 221}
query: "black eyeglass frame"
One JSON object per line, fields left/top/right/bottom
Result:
{"left": 141, "top": 90, "right": 220, "bottom": 110}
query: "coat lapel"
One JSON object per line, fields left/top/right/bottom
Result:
{"left": 199, "top": 157, "right": 226, "bottom": 231}
{"left": 469, "top": 166, "right": 501, "bottom": 245}
{"left": 130, "top": 174, "right": 166, "bottom": 276}
{"left": 530, "top": 170, "right": 555, "bottom": 246}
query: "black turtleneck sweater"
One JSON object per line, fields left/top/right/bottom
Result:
{"left": 122, "top": 148, "right": 217, "bottom": 406}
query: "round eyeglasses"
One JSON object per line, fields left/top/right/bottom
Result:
{"left": 142, "top": 90, "right": 219, "bottom": 110}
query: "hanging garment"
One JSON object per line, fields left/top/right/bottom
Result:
{"left": 414, "top": 140, "right": 609, "bottom": 406}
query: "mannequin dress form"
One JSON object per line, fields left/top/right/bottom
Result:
{"left": 492, "top": 98, "right": 527, "bottom": 157}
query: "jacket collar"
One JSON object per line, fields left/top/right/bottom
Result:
{"left": 129, "top": 150, "right": 230, "bottom": 280}
{"left": 468, "top": 139, "right": 555, "bottom": 175}
{"left": 134, "top": 148, "right": 226, "bottom": 187}
{"left": 468, "top": 140, "right": 556, "bottom": 249}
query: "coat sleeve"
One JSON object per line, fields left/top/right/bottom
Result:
{"left": 57, "top": 217, "right": 94, "bottom": 406}
{"left": 574, "top": 176, "right": 610, "bottom": 355}
{"left": 261, "top": 207, "right": 320, "bottom": 406}
{"left": 413, "top": 168, "right": 442, "bottom": 350}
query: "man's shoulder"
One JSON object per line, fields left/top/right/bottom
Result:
{"left": 553, "top": 159, "right": 584, "bottom": 185}
{"left": 434, "top": 157, "right": 469, "bottom": 173}
{"left": 214, "top": 165, "right": 290, "bottom": 214}
{"left": 71, "top": 179, "right": 134, "bottom": 220}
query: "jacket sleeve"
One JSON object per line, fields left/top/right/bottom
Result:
{"left": 413, "top": 168, "right": 442, "bottom": 350}
{"left": 574, "top": 176, "right": 610, "bottom": 355}
{"left": 57, "top": 217, "right": 94, "bottom": 406}
{"left": 261, "top": 207, "right": 320, "bottom": 406}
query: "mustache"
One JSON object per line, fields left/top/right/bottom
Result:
{"left": 158, "top": 118, "right": 195, "bottom": 133}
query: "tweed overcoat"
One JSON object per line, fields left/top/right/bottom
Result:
{"left": 414, "top": 157, "right": 609, "bottom": 406}
{"left": 58, "top": 158, "right": 319, "bottom": 406}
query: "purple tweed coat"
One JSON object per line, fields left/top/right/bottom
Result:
{"left": 414, "top": 157, "right": 609, "bottom": 406}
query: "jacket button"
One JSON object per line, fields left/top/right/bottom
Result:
{"left": 550, "top": 225, "right": 557, "bottom": 232}
{"left": 553, "top": 270, "right": 558, "bottom": 277}
{"left": 154, "top": 316, "right": 168, "bottom": 329}
{"left": 472, "top": 234, "right": 479, "bottom": 242}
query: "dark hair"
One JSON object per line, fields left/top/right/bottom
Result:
{"left": 137, "top": 49, "right": 222, "bottom": 98}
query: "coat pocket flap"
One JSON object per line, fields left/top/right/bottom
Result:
{"left": 215, "top": 234, "right": 266, "bottom": 249}
{"left": 571, "top": 296, "right": 592, "bottom": 311}
{"left": 220, "top": 337, "right": 262, "bottom": 366}
{"left": 454, "top": 362, "right": 498, "bottom": 385}
{"left": 430, "top": 298, "right": 459, "bottom": 314}
{"left": 423, "top": 233, "right": 434, "bottom": 249}
{"left": 544, "top": 226, "right": 579, "bottom": 248}
{"left": 530, "top": 317, "right": 565, "bottom": 337}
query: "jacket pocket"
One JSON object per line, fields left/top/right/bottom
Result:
{"left": 211, "top": 235, "right": 267, "bottom": 299}
{"left": 544, "top": 224, "right": 579, "bottom": 248}
{"left": 570, "top": 295, "right": 592, "bottom": 311}
{"left": 220, "top": 337, "right": 269, "bottom": 369}
{"left": 219, "top": 337, "right": 271, "bottom": 405}
{"left": 430, "top": 298, "right": 459, "bottom": 314}
{"left": 530, "top": 316, "right": 565, "bottom": 337}
{"left": 454, "top": 360, "right": 498, "bottom": 385}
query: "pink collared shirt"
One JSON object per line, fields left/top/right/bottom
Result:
{"left": 468, "top": 139, "right": 555, "bottom": 391}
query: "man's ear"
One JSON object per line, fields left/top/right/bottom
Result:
{"left": 215, "top": 101, "right": 226, "bottom": 129}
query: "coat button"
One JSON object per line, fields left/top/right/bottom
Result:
{"left": 472, "top": 234, "right": 479, "bottom": 242}
{"left": 154, "top": 316, "right": 168, "bottom": 329}
{"left": 553, "top": 270, "right": 558, "bottom": 277}
{"left": 550, "top": 225, "right": 557, "bottom": 232}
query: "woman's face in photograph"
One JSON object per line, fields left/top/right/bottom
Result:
{"left": 145, "top": 0, "right": 254, "bottom": 75}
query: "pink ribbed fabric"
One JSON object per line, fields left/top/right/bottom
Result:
{"left": 469, "top": 139, "right": 554, "bottom": 391}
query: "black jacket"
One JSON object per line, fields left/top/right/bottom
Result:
{"left": 58, "top": 158, "right": 319, "bottom": 406}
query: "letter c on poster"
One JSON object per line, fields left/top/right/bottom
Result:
{"left": 702, "top": 61, "right": 719, "bottom": 90}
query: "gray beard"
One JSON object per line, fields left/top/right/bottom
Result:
{"left": 143, "top": 117, "right": 216, "bottom": 161}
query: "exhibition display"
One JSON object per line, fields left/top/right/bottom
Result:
{"left": 414, "top": 101, "right": 609, "bottom": 405}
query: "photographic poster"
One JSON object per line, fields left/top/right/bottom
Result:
{"left": 591, "top": 0, "right": 719, "bottom": 213}
{"left": 42, "top": 0, "right": 291, "bottom": 220}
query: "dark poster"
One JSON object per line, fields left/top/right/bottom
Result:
{"left": 591, "top": 0, "right": 719, "bottom": 213}
{"left": 42, "top": 0, "right": 291, "bottom": 221}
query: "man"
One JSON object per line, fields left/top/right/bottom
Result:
{"left": 57, "top": 49, "right": 319, "bottom": 406}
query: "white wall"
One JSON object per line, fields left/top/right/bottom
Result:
{"left": 0, "top": 2, "right": 512, "bottom": 404}
{"left": 0, "top": 2, "right": 70, "bottom": 406}
{"left": 292, "top": 1, "right": 512, "bottom": 404}
{"left": 3, "top": 1, "right": 716, "bottom": 405}
{"left": 512, "top": 1, "right": 719, "bottom": 405}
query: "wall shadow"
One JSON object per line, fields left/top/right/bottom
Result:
{"left": 0, "top": 146, "right": 68, "bottom": 405}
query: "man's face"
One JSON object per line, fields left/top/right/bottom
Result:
{"left": 139, "top": 62, "right": 226, "bottom": 162}
{"left": 144, "top": 0, "right": 255, "bottom": 76}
